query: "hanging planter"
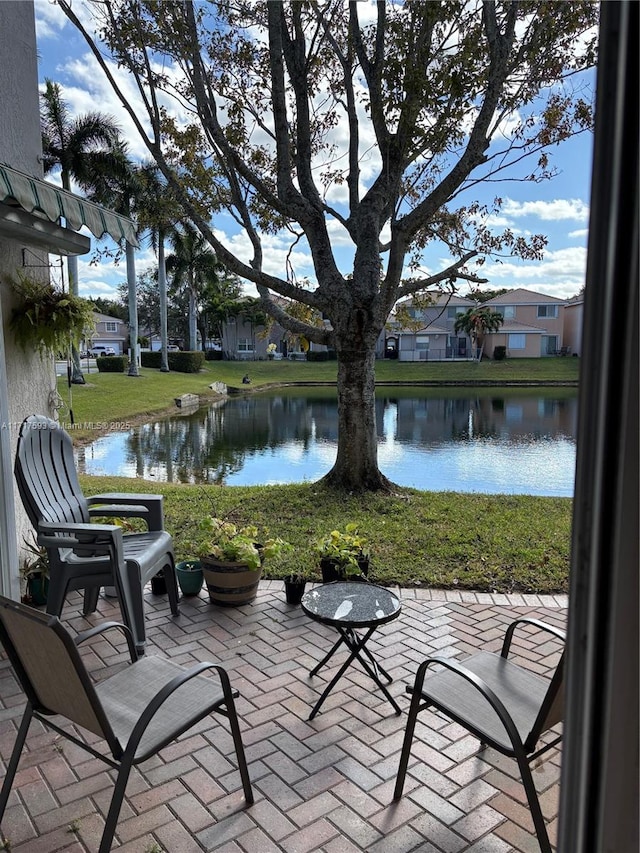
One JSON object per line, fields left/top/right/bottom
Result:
{"left": 7, "top": 271, "right": 95, "bottom": 355}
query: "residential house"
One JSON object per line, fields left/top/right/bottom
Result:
{"left": 481, "top": 288, "right": 567, "bottom": 358}
{"left": 222, "top": 306, "right": 329, "bottom": 360}
{"left": 0, "top": 1, "right": 136, "bottom": 598}
{"left": 84, "top": 311, "right": 128, "bottom": 355}
{"left": 385, "top": 292, "right": 476, "bottom": 361}
{"left": 562, "top": 295, "right": 584, "bottom": 357}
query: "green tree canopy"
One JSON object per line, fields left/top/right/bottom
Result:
{"left": 59, "top": 0, "right": 597, "bottom": 490}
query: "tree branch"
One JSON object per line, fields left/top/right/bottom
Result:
{"left": 395, "top": 251, "right": 486, "bottom": 300}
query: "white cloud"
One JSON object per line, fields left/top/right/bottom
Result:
{"left": 34, "top": 0, "right": 67, "bottom": 40}
{"left": 568, "top": 228, "right": 589, "bottom": 239}
{"left": 481, "top": 246, "right": 587, "bottom": 298}
{"left": 501, "top": 198, "right": 589, "bottom": 222}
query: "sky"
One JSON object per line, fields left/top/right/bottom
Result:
{"left": 33, "top": 0, "right": 595, "bottom": 305}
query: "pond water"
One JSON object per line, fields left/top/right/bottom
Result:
{"left": 75, "top": 387, "right": 578, "bottom": 496}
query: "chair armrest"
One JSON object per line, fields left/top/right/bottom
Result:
{"left": 88, "top": 493, "right": 164, "bottom": 530}
{"left": 75, "top": 621, "right": 138, "bottom": 662}
{"left": 38, "top": 521, "right": 122, "bottom": 549}
{"left": 501, "top": 617, "right": 566, "bottom": 658}
{"left": 407, "top": 656, "right": 525, "bottom": 752}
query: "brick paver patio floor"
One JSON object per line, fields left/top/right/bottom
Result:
{"left": 0, "top": 581, "right": 567, "bottom": 852}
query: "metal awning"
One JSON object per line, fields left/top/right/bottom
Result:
{"left": 0, "top": 162, "right": 138, "bottom": 247}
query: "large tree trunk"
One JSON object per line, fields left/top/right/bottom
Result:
{"left": 322, "top": 342, "right": 393, "bottom": 492}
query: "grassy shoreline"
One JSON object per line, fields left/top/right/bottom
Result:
{"left": 67, "top": 358, "right": 575, "bottom": 594}
{"left": 82, "top": 477, "right": 572, "bottom": 595}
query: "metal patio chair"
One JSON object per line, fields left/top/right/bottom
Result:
{"left": 14, "top": 414, "right": 179, "bottom": 653}
{"left": 394, "top": 617, "right": 565, "bottom": 853}
{"left": 0, "top": 595, "right": 253, "bottom": 853}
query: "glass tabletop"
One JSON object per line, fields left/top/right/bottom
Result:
{"left": 301, "top": 581, "right": 401, "bottom": 629}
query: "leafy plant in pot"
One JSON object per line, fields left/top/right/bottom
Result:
{"left": 20, "top": 535, "right": 50, "bottom": 606}
{"left": 315, "top": 524, "right": 370, "bottom": 583}
{"left": 283, "top": 571, "right": 308, "bottom": 605}
{"left": 175, "top": 559, "right": 204, "bottom": 596}
{"left": 192, "top": 516, "right": 291, "bottom": 606}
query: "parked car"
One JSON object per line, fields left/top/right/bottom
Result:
{"left": 167, "top": 344, "right": 180, "bottom": 351}
{"left": 88, "top": 345, "right": 116, "bottom": 357}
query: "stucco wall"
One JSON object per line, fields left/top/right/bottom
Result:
{"left": 0, "top": 2, "right": 57, "bottom": 595}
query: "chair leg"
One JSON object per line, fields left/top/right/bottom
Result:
{"left": 99, "top": 756, "right": 133, "bottom": 853}
{"left": 0, "top": 704, "right": 33, "bottom": 822}
{"left": 393, "top": 691, "right": 422, "bottom": 801}
{"left": 45, "top": 578, "right": 69, "bottom": 618}
{"left": 163, "top": 558, "right": 180, "bottom": 617}
{"left": 516, "top": 750, "right": 553, "bottom": 853}
{"left": 83, "top": 586, "right": 101, "bottom": 615}
{"left": 123, "top": 561, "right": 146, "bottom": 654}
{"left": 223, "top": 693, "right": 254, "bottom": 805}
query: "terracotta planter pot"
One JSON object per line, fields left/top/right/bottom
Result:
{"left": 202, "top": 556, "right": 263, "bottom": 606}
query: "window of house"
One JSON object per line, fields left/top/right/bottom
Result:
{"left": 508, "top": 334, "right": 526, "bottom": 349}
{"left": 105, "top": 322, "right": 118, "bottom": 332}
{"left": 237, "top": 339, "right": 254, "bottom": 352}
{"left": 501, "top": 305, "right": 515, "bottom": 319}
{"left": 447, "top": 306, "right": 465, "bottom": 319}
{"left": 537, "top": 305, "right": 558, "bottom": 318}
{"left": 415, "top": 336, "right": 430, "bottom": 350}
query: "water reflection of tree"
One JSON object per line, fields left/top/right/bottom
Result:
{"left": 127, "top": 395, "right": 323, "bottom": 483}
{"left": 119, "top": 391, "right": 578, "bottom": 484}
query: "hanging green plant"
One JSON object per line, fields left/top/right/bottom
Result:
{"left": 7, "top": 270, "right": 95, "bottom": 355}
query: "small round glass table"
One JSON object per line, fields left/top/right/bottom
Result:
{"left": 301, "top": 581, "right": 402, "bottom": 720}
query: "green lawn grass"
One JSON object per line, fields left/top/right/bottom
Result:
{"left": 81, "top": 477, "right": 572, "bottom": 594}
{"left": 65, "top": 357, "right": 576, "bottom": 594}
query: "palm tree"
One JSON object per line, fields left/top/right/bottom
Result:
{"left": 454, "top": 306, "right": 504, "bottom": 362}
{"left": 165, "top": 225, "right": 223, "bottom": 351}
{"left": 40, "top": 79, "right": 122, "bottom": 382}
{"left": 87, "top": 149, "right": 145, "bottom": 376}
{"left": 135, "top": 166, "right": 183, "bottom": 372}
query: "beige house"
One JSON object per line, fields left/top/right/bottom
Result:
{"left": 85, "top": 311, "right": 129, "bottom": 355}
{"left": 562, "top": 295, "right": 584, "bottom": 357}
{"left": 385, "top": 292, "right": 476, "bottom": 360}
{"left": 482, "top": 288, "right": 567, "bottom": 358}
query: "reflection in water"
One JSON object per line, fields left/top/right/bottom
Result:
{"left": 77, "top": 389, "right": 578, "bottom": 496}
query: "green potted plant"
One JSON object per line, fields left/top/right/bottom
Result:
{"left": 7, "top": 271, "right": 95, "bottom": 356}
{"left": 315, "top": 523, "right": 370, "bottom": 583}
{"left": 283, "top": 570, "right": 308, "bottom": 605}
{"left": 192, "top": 516, "right": 291, "bottom": 606}
{"left": 175, "top": 559, "right": 204, "bottom": 596}
{"left": 20, "top": 535, "right": 50, "bottom": 606}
